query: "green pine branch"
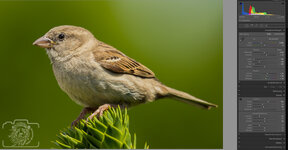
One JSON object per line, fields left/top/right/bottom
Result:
{"left": 53, "top": 106, "right": 149, "bottom": 149}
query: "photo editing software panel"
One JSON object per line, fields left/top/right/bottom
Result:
{"left": 237, "top": 0, "right": 286, "bottom": 149}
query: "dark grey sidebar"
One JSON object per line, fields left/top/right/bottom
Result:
{"left": 237, "top": 0, "right": 286, "bottom": 149}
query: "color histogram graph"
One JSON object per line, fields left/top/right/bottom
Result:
{"left": 240, "top": 2, "right": 273, "bottom": 15}
{"left": 238, "top": 1, "right": 285, "bottom": 22}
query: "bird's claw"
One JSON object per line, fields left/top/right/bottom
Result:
{"left": 71, "top": 107, "right": 95, "bottom": 127}
{"left": 71, "top": 118, "right": 81, "bottom": 127}
{"left": 86, "top": 104, "right": 111, "bottom": 122}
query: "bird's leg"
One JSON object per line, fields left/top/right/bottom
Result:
{"left": 72, "top": 107, "right": 95, "bottom": 127}
{"left": 87, "top": 104, "right": 124, "bottom": 121}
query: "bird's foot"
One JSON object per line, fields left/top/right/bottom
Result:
{"left": 71, "top": 107, "right": 95, "bottom": 127}
{"left": 87, "top": 104, "right": 116, "bottom": 121}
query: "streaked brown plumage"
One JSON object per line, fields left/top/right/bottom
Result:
{"left": 94, "top": 44, "right": 155, "bottom": 78}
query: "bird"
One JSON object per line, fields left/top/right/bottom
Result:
{"left": 33, "top": 25, "right": 218, "bottom": 126}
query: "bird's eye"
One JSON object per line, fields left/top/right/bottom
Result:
{"left": 58, "top": 33, "right": 65, "bottom": 40}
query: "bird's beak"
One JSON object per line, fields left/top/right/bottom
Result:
{"left": 33, "top": 36, "right": 55, "bottom": 48}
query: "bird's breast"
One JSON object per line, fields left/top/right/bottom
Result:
{"left": 51, "top": 57, "right": 147, "bottom": 107}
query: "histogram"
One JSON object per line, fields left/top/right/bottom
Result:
{"left": 240, "top": 2, "right": 272, "bottom": 15}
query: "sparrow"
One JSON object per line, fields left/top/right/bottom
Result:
{"left": 33, "top": 25, "right": 218, "bottom": 126}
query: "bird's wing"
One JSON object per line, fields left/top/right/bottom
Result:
{"left": 93, "top": 43, "right": 155, "bottom": 78}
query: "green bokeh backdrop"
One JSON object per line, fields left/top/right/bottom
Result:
{"left": 0, "top": 0, "right": 222, "bottom": 149}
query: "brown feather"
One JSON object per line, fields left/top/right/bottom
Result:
{"left": 93, "top": 42, "right": 155, "bottom": 78}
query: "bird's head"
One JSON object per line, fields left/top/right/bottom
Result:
{"left": 33, "top": 25, "right": 96, "bottom": 62}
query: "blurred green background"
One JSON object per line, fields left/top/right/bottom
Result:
{"left": 0, "top": 0, "right": 222, "bottom": 149}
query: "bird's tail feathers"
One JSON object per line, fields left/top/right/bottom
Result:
{"left": 165, "top": 86, "right": 218, "bottom": 110}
